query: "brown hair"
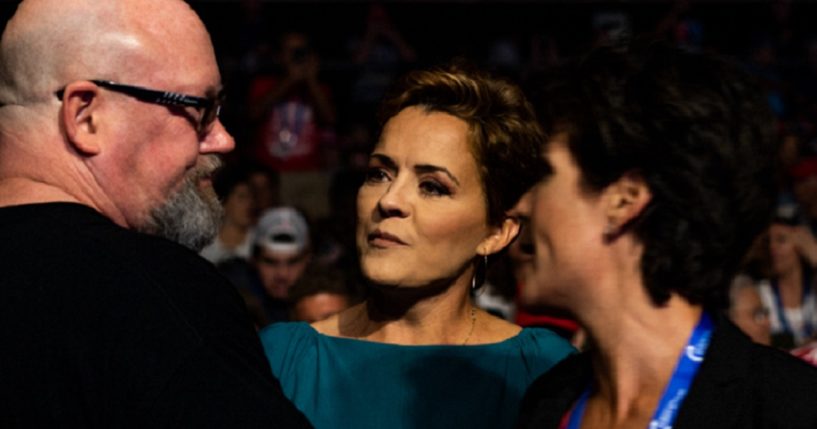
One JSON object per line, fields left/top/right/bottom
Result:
{"left": 378, "top": 61, "right": 547, "bottom": 225}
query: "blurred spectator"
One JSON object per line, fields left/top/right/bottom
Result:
{"left": 235, "top": 0, "right": 272, "bottom": 76}
{"left": 289, "top": 268, "right": 352, "bottom": 323}
{"left": 591, "top": 9, "right": 632, "bottom": 47}
{"left": 654, "top": 0, "right": 704, "bottom": 51}
{"left": 246, "top": 163, "right": 281, "bottom": 212}
{"left": 728, "top": 275, "right": 772, "bottom": 346}
{"left": 216, "top": 206, "right": 313, "bottom": 327}
{"left": 200, "top": 166, "right": 257, "bottom": 265}
{"left": 248, "top": 31, "right": 336, "bottom": 219}
{"left": 757, "top": 220, "right": 817, "bottom": 348}
{"left": 348, "top": 2, "right": 416, "bottom": 110}
{"left": 253, "top": 207, "right": 313, "bottom": 322}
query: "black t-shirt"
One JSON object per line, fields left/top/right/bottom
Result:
{"left": 0, "top": 203, "right": 311, "bottom": 428}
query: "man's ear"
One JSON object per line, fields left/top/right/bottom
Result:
{"left": 477, "top": 215, "right": 521, "bottom": 256}
{"left": 603, "top": 171, "right": 652, "bottom": 236}
{"left": 60, "top": 81, "right": 103, "bottom": 156}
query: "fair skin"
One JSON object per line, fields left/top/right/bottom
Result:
{"left": 514, "top": 135, "right": 704, "bottom": 429}
{"left": 0, "top": 0, "right": 234, "bottom": 228}
{"left": 313, "top": 107, "right": 520, "bottom": 345}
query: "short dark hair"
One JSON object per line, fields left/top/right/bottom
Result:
{"left": 379, "top": 61, "right": 547, "bottom": 225}
{"left": 529, "top": 41, "right": 778, "bottom": 308}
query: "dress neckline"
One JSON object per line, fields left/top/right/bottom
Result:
{"left": 303, "top": 322, "right": 531, "bottom": 349}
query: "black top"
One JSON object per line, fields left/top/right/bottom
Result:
{"left": 517, "top": 316, "right": 817, "bottom": 428}
{"left": 0, "top": 203, "right": 311, "bottom": 428}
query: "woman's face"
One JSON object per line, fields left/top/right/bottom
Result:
{"left": 224, "top": 183, "right": 256, "bottom": 228}
{"left": 514, "top": 135, "right": 607, "bottom": 306}
{"left": 769, "top": 224, "right": 800, "bottom": 276}
{"left": 356, "top": 106, "right": 492, "bottom": 288}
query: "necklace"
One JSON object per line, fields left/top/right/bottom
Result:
{"left": 461, "top": 307, "right": 478, "bottom": 345}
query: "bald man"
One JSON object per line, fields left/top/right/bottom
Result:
{"left": 0, "top": 1, "right": 310, "bottom": 426}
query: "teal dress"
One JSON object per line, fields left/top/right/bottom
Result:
{"left": 259, "top": 322, "right": 574, "bottom": 429}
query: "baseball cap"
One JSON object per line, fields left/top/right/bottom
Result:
{"left": 254, "top": 207, "right": 310, "bottom": 255}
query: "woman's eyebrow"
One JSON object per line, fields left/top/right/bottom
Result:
{"left": 369, "top": 153, "right": 397, "bottom": 170}
{"left": 414, "top": 164, "right": 460, "bottom": 186}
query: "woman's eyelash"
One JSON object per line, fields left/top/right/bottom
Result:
{"left": 420, "top": 180, "right": 451, "bottom": 197}
{"left": 364, "top": 167, "right": 390, "bottom": 183}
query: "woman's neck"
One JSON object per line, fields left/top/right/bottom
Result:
{"left": 577, "top": 293, "right": 703, "bottom": 428}
{"left": 313, "top": 269, "right": 522, "bottom": 346}
{"left": 778, "top": 268, "right": 804, "bottom": 308}
{"left": 344, "top": 276, "right": 477, "bottom": 345}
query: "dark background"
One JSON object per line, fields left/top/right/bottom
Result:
{"left": 1, "top": 1, "right": 815, "bottom": 155}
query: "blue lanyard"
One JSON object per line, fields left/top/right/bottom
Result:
{"left": 566, "top": 313, "right": 714, "bottom": 429}
{"left": 771, "top": 279, "right": 814, "bottom": 337}
{"left": 565, "top": 388, "right": 591, "bottom": 429}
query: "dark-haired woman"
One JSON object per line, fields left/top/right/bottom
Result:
{"left": 200, "top": 167, "right": 256, "bottom": 264}
{"left": 259, "top": 64, "right": 574, "bottom": 429}
{"left": 757, "top": 221, "right": 817, "bottom": 348}
{"left": 516, "top": 42, "right": 817, "bottom": 429}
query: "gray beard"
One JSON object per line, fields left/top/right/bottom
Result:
{"left": 141, "top": 156, "right": 224, "bottom": 251}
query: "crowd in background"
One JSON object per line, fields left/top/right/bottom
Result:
{"left": 140, "top": 0, "right": 817, "bottom": 354}
{"left": 2, "top": 0, "right": 809, "bottom": 351}
{"left": 2, "top": 0, "right": 816, "bottom": 426}
{"left": 137, "top": 0, "right": 817, "bottom": 357}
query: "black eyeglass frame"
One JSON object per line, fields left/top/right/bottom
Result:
{"left": 55, "top": 80, "right": 224, "bottom": 135}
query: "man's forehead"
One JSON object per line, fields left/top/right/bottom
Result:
{"left": 121, "top": 36, "right": 220, "bottom": 96}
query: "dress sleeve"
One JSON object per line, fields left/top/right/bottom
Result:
{"left": 517, "top": 327, "right": 577, "bottom": 377}
{"left": 258, "top": 322, "right": 316, "bottom": 390}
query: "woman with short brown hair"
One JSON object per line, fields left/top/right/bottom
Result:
{"left": 259, "top": 63, "right": 573, "bottom": 429}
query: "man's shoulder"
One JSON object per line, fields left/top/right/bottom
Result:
{"left": 0, "top": 202, "right": 238, "bottom": 331}
{"left": 0, "top": 203, "right": 312, "bottom": 427}
{"left": 1, "top": 202, "right": 162, "bottom": 252}
{"left": 0, "top": 202, "right": 215, "bottom": 274}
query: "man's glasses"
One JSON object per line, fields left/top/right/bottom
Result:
{"left": 55, "top": 80, "right": 224, "bottom": 136}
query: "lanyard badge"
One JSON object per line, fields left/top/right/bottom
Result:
{"left": 565, "top": 313, "right": 714, "bottom": 429}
